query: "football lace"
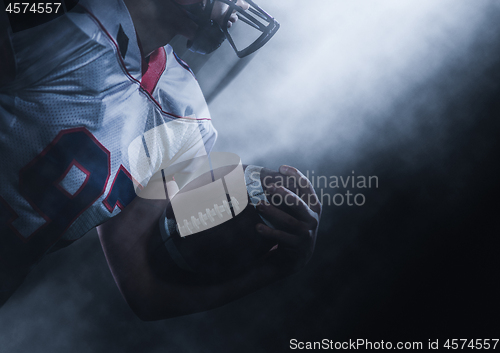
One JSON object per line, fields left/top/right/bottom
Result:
{"left": 177, "top": 196, "right": 241, "bottom": 235}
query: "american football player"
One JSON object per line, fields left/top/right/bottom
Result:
{"left": 0, "top": 0, "right": 321, "bottom": 319}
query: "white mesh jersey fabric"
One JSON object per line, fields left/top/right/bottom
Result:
{"left": 58, "top": 163, "right": 90, "bottom": 196}
{"left": 0, "top": 0, "right": 217, "bottom": 264}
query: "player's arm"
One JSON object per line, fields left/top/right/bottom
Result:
{"left": 97, "top": 165, "right": 321, "bottom": 320}
{"left": 98, "top": 197, "right": 287, "bottom": 320}
{"left": 97, "top": 195, "right": 287, "bottom": 321}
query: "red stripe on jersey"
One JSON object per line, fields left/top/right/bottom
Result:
{"left": 80, "top": 4, "right": 211, "bottom": 122}
{"left": 140, "top": 47, "right": 167, "bottom": 95}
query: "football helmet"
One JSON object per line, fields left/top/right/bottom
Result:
{"left": 173, "top": 0, "right": 280, "bottom": 58}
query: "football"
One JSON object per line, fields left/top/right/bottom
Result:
{"left": 160, "top": 164, "right": 297, "bottom": 277}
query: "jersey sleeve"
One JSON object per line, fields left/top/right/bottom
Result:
{"left": 126, "top": 44, "right": 217, "bottom": 194}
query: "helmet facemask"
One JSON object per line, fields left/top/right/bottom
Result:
{"left": 176, "top": 0, "right": 280, "bottom": 58}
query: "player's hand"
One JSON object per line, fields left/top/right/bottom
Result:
{"left": 256, "top": 165, "right": 322, "bottom": 274}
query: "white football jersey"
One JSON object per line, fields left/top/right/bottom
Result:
{"left": 0, "top": 0, "right": 217, "bottom": 278}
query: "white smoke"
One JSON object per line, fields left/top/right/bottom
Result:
{"left": 211, "top": 0, "right": 500, "bottom": 168}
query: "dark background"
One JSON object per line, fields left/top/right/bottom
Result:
{"left": 1, "top": 1, "right": 500, "bottom": 352}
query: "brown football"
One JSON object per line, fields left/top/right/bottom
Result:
{"left": 161, "top": 165, "right": 296, "bottom": 277}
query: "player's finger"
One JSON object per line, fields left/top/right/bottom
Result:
{"left": 279, "top": 165, "right": 312, "bottom": 196}
{"left": 265, "top": 185, "right": 319, "bottom": 226}
{"left": 279, "top": 165, "right": 321, "bottom": 214}
{"left": 257, "top": 202, "right": 311, "bottom": 236}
